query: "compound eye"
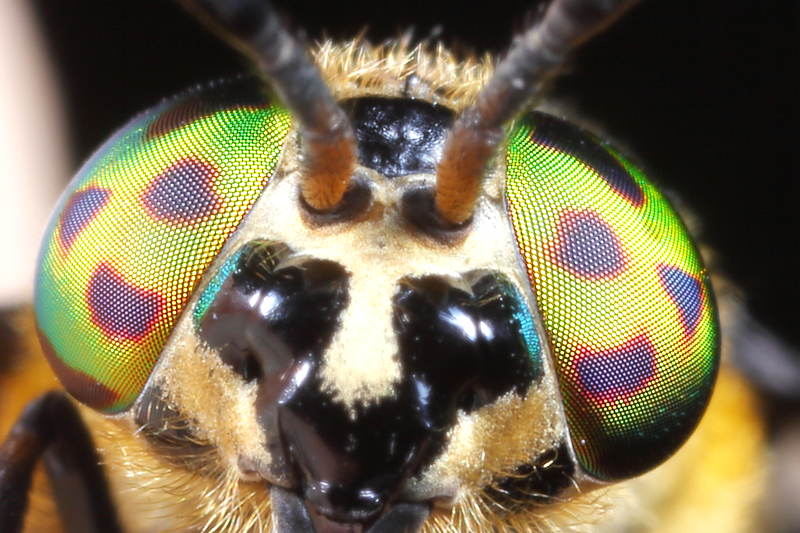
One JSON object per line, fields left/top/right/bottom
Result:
{"left": 505, "top": 112, "right": 719, "bottom": 480}
{"left": 34, "top": 79, "right": 292, "bottom": 413}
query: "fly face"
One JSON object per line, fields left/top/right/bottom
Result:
{"left": 146, "top": 102, "right": 567, "bottom": 525}
{"left": 12, "top": 1, "right": 724, "bottom": 532}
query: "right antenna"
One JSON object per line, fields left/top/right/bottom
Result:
{"left": 434, "top": 0, "right": 637, "bottom": 225}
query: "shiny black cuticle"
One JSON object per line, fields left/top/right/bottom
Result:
{"left": 393, "top": 272, "right": 542, "bottom": 422}
{"left": 341, "top": 97, "right": 455, "bottom": 178}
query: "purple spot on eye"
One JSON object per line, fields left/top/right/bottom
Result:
{"left": 39, "top": 335, "right": 121, "bottom": 410}
{"left": 145, "top": 95, "right": 207, "bottom": 140}
{"left": 658, "top": 265, "right": 704, "bottom": 335}
{"left": 87, "top": 263, "right": 163, "bottom": 341}
{"left": 145, "top": 82, "right": 270, "bottom": 141}
{"left": 530, "top": 112, "right": 644, "bottom": 206}
{"left": 556, "top": 211, "right": 626, "bottom": 279}
{"left": 596, "top": 161, "right": 645, "bottom": 207}
{"left": 575, "top": 335, "right": 657, "bottom": 404}
{"left": 58, "top": 187, "right": 111, "bottom": 251}
{"left": 142, "top": 158, "right": 221, "bottom": 225}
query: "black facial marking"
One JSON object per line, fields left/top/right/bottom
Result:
{"left": 197, "top": 244, "right": 543, "bottom": 526}
{"left": 198, "top": 241, "right": 349, "bottom": 385}
{"left": 470, "top": 274, "right": 546, "bottom": 387}
{"left": 529, "top": 111, "right": 644, "bottom": 206}
{"left": 483, "top": 442, "right": 576, "bottom": 512}
{"left": 341, "top": 97, "right": 455, "bottom": 178}
{"left": 393, "top": 272, "right": 541, "bottom": 420}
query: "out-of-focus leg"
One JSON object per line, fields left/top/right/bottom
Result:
{"left": 0, "top": 392, "right": 121, "bottom": 533}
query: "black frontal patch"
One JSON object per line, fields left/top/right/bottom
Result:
{"left": 392, "top": 272, "right": 542, "bottom": 421}
{"left": 341, "top": 97, "right": 455, "bottom": 178}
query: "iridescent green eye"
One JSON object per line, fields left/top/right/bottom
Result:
{"left": 505, "top": 112, "right": 719, "bottom": 480}
{"left": 35, "top": 79, "right": 292, "bottom": 413}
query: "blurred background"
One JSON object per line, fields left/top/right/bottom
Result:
{"left": 1, "top": 0, "right": 797, "bottom": 530}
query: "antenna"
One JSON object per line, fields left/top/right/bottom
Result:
{"left": 179, "top": 0, "right": 356, "bottom": 211}
{"left": 435, "top": 0, "right": 637, "bottom": 225}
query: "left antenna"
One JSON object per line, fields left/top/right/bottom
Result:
{"left": 179, "top": 0, "right": 356, "bottom": 211}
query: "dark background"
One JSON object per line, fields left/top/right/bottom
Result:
{"left": 31, "top": 0, "right": 796, "bottom": 346}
